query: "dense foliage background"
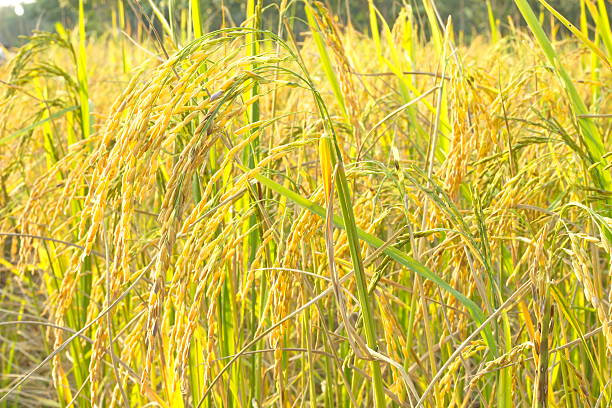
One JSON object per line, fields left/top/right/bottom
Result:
{"left": 1, "top": 0, "right": 611, "bottom": 406}
{"left": 0, "top": 0, "right": 585, "bottom": 48}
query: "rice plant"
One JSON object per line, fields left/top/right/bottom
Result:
{"left": 0, "top": 0, "right": 610, "bottom": 407}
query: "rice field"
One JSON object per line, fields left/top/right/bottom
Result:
{"left": 0, "top": 0, "right": 611, "bottom": 407}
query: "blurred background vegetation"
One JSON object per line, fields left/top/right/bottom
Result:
{"left": 0, "top": 0, "right": 588, "bottom": 48}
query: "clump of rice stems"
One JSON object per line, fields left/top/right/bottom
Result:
{"left": 513, "top": 0, "right": 612, "bottom": 205}
{"left": 1, "top": 2, "right": 611, "bottom": 408}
